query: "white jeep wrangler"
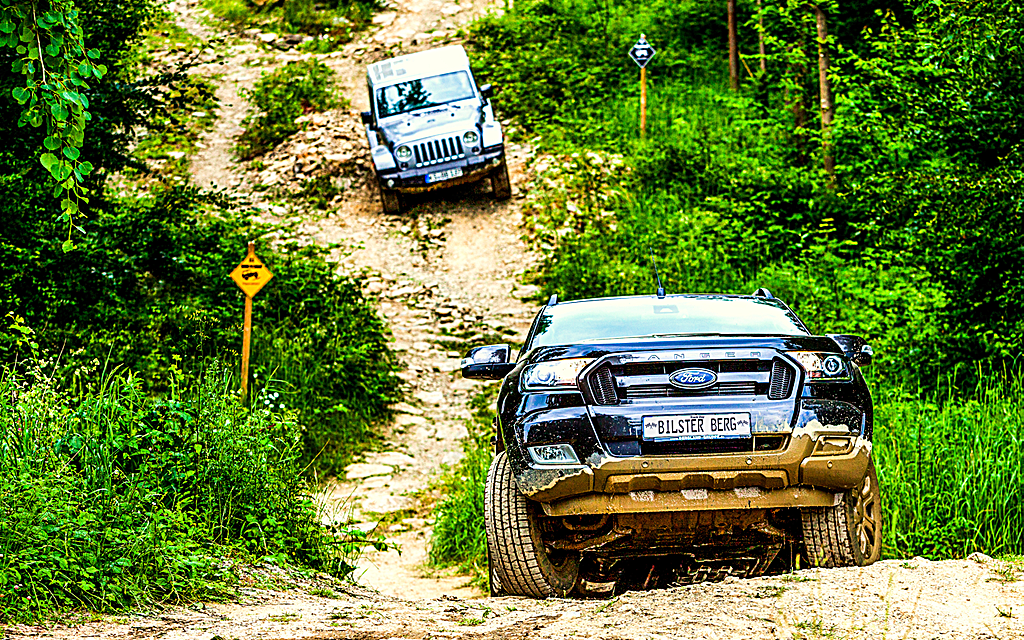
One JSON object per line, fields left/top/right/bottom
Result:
{"left": 361, "top": 45, "right": 510, "bottom": 214}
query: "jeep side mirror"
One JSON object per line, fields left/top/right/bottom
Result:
{"left": 829, "top": 334, "right": 873, "bottom": 367}
{"left": 462, "top": 344, "right": 515, "bottom": 379}
{"left": 360, "top": 111, "right": 373, "bottom": 125}
{"left": 479, "top": 84, "right": 494, "bottom": 100}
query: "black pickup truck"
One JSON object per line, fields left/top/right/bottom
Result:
{"left": 462, "top": 290, "right": 880, "bottom": 597}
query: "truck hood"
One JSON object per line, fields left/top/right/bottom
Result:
{"left": 378, "top": 99, "right": 480, "bottom": 145}
{"left": 522, "top": 335, "right": 841, "bottom": 365}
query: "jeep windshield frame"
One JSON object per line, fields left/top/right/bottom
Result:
{"left": 526, "top": 295, "right": 810, "bottom": 350}
{"left": 375, "top": 71, "right": 476, "bottom": 118}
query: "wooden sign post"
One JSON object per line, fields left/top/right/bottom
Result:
{"left": 629, "top": 34, "right": 656, "bottom": 138}
{"left": 229, "top": 241, "right": 274, "bottom": 403}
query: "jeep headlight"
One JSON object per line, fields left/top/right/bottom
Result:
{"left": 395, "top": 145, "right": 413, "bottom": 161}
{"left": 788, "top": 352, "right": 852, "bottom": 382}
{"left": 462, "top": 130, "right": 479, "bottom": 145}
{"left": 521, "top": 358, "right": 593, "bottom": 391}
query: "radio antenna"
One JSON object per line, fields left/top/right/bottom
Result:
{"left": 649, "top": 248, "right": 666, "bottom": 299}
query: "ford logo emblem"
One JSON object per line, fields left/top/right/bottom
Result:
{"left": 668, "top": 368, "right": 718, "bottom": 390}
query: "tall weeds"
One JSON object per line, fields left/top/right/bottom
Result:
{"left": 874, "top": 372, "right": 1024, "bottom": 558}
{"left": 0, "top": 363, "right": 365, "bottom": 622}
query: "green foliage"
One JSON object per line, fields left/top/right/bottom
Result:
{"left": 0, "top": 363, "right": 379, "bottom": 622}
{"left": 203, "top": 0, "right": 378, "bottom": 43}
{"left": 874, "top": 372, "right": 1024, "bottom": 559}
{"left": 0, "top": 183, "right": 398, "bottom": 473}
{"left": 0, "top": 0, "right": 109, "bottom": 246}
{"left": 428, "top": 389, "right": 495, "bottom": 586}
{"left": 237, "top": 59, "right": 346, "bottom": 159}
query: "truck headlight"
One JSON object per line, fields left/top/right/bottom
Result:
{"left": 521, "top": 358, "right": 594, "bottom": 391}
{"left": 395, "top": 145, "right": 412, "bottom": 161}
{"left": 463, "top": 130, "right": 479, "bottom": 145}
{"left": 788, "top": 352, "right": 852, "bottom": 382}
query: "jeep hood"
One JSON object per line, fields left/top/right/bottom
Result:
{"left": 378, "top": 99, "right": 480, "bottom": 144}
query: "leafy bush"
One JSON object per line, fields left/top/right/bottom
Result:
{"left": 0, "top": 184, "right": 398, "bottom": 473}
{"left": 0, "top": 364, "right": 378, "bottom": 622}
{"left": 237, "top": 60, "right": 346, "bottom": 159}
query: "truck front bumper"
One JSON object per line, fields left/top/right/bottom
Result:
{"left": 508, "top": 398, "right": 871, "bottom": 512}
{"left": 378, "top": 146, "right": 504, "bottom": 194}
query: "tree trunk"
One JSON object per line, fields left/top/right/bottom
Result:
{"left": 728, "top": 0, "right": 739, "bottom": 90}
{"left": 812, "top": 4, "right": 836, "bottom": 184}
{"left": 757, "top": 0, "right": 766, "bottom": 73}
{"left": 787, "top": 40, "right": 808, "bottom": 166}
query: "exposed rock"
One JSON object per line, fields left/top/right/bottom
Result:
{"left": 414, "top": 390, "right": 445, "bottom": 405}
{"left": 344, "top": 463, "right": 395, "bottom": 480}
{"left": 392, "top": 401, "right": 423, "bottom": 415}
{"left": 368, "top": 451, "right": 416, "bottom": 467}
{"left": 396, "top": 414, "right": 427, "bottom": 427}
{"left": 361, "top": 494, "right": 414, "bottom": 513}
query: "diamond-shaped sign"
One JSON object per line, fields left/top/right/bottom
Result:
{"left": 629, "top": 35, "right": 656, "bottom": 69}
{"left": 230, "top": 248, "right": 273, "bottom": 298}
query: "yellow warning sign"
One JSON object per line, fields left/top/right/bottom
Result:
{"left": 230, "top": 245, "right": 273, "bottom": 298}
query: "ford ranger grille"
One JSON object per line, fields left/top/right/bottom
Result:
{"left": 413, "top": 136, "right": 465, "bottom": 167}
{"left": 587, "top": 358, "right": 796, "bottom": 406}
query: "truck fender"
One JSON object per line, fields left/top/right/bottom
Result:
{"left": 482, "top": 120, "right": 503, "bottom": 148}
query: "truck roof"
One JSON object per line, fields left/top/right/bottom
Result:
{"left": 366, "top": 45, "right": 472, "bottom": 88}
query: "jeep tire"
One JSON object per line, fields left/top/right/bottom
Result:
{"left": 380, "top": 183, "right": 402, "bottom": 214}
{"left": 801, "top": 458, "right": 882, "bottom": 568}
{"left": 491, "top": 159, "right": 512, "bottom": 200}
{"left": 485, "top": 452, "right": 580, "bottom": 597}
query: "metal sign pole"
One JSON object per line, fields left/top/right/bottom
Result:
{"left": 241, "top": 289, "right": 253, "bottom": 402}
{"left": 640, "top": 66, "right": 647, "bottom": 138}
{"left": 229, "top": 240, "right": 274, "bottom": 405}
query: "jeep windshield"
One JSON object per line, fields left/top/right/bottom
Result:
{"left": 375, "top": 71, "right": 476, "bottom": 117}
{"left": 528, "top": 296, "right": 809, "bottom": 348}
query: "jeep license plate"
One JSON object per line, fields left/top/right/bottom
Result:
{"left": 425, "top": 167, "right": 464, "bottom": 184}
{"left": 642, "top": 413, "right": 751, "bottom": 441}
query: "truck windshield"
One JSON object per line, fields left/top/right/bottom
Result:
{"left": 376, "top": 72, "right": 475, "bottom": 117}
{"left": 529, "top": 296, "right": 809, "bottom": 349}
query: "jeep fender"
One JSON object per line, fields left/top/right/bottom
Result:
{"left": 482, "top": 121, "right": 503, "bottom": 148}
{"left": 365, "top": 126, "right": 397, "bottom": 172}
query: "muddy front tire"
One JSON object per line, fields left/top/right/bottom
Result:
{"left": 380, "top": 184, "right": 402, "bottom": 214}
{"left": 491, "top": 159, "right": 512, "bottom": 200}
{"left": 801, "top": 459, "right": 883, "bottom": 568}
{"left": 485, "top": 452, "right": 580, "bottom": 597}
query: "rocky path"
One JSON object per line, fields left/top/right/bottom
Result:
{"left": 171, "top": 0, "right": 538, "bottom": 601}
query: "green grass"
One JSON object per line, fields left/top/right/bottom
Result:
{"left": 0, "top": 362, "right": 379, "bottom": 622}
{"left": 427, "top": 388, "right": 496, "bottom": 586}
{"left": 237, "top": 59, "right": 347, "bottom": 160}
{"left": 873, "top": 372, "right": 1024, "bottom": 559}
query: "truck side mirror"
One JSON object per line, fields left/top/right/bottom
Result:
{"left": 360, "top": 111, "right": 373, "bottom": 125}
{"left": 829, "top": 334, "right": 873, "bottom": 367}
{"left": 479, "top": 84, "right": 494, "bottom": 100}
{"left": 462, "top": 344, "right": 515, "bottom": 379}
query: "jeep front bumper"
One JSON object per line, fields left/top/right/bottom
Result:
{"left": 377, "top": 146, "right": 504, "bottom": 193}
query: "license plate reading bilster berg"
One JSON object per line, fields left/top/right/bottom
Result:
{"left": 642, "top": 413, "right": 752, "bottom": 440}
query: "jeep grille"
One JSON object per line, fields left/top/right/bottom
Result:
{"left": 413, "top": 136, "right": 465, "bottom": 167}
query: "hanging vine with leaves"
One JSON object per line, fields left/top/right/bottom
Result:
{"left": 1, "top": 0, "right": 105, "bottom": 252}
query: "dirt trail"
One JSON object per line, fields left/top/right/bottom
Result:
{"left": 174, "top": 0, "right": 536, "bottom": 602}
{"left": 7, "top": 1, "right": 1024, "bottom": 639}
